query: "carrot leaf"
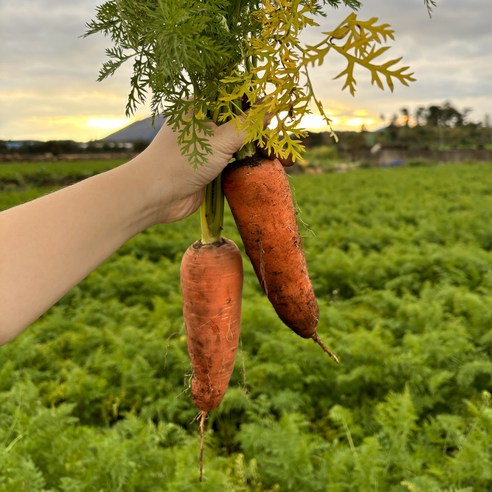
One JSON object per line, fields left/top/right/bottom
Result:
{"left": 85, "top": 0, "right": 428, "bottom": 166}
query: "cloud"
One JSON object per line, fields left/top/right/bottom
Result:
{"left": 306, "top": 0, "right": 492, "bottom": 127}
{"left": 0, "top": 0, "right": 491, "bottom": 140}
{"left": 0, "top": 0, "right": 142, "bottom": 140}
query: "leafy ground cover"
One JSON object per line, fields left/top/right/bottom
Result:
{"left": 1, "top": 161, "right": 492, "bottom": 491}
{"left": 0, "top": 160, "right": 124, "bottom": 191}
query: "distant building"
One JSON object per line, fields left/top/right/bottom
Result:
{"left": 5, "top": 140, "right": 39, "bottom": 150}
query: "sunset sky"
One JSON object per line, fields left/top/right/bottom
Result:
{"left": 1, "top": 0, "right": 491, "bottom": 142}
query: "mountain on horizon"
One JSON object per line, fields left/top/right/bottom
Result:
{"left": 100, "top": 115, "right": 165, "bottom": 143}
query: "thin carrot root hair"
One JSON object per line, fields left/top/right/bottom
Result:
{"left": 199, "top": 410, "right": 207, "bottom": 482}
{"left": 311, "top": 333, "right": 340, "bottom": 364}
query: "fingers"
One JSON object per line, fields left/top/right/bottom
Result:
{"left": 175, "top": 105, "right": 295, "bottom": 169}
{"left": 213, "top": 117, "right": 247, "bottom": 155}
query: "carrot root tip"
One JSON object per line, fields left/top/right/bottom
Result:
{"left": 312, "top": 333, "right": 340, "bottom": 364}
{"left": 199, "top": 410, "right": 207, "bottom": 482}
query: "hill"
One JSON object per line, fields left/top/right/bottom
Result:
{"left": 101, "top": 115, "right": 166, "bottom": 143}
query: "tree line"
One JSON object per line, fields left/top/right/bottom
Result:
{"left": 388, "top": 101, "right": 478, "bottom": 128}
{"left": 303, "top": 102, "right": 491, "bottom": 152}
{"left": 376, "top": 101, "right": 491, "bottom": 151}
{"left": 2, "top": 102, "right": 490, "bottom": 157}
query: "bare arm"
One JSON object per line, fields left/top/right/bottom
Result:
{"left": 0, "top": 120, "right": 244, "bottom": 344}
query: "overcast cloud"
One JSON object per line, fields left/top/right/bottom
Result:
{"left": 1, "top": 0, "right": 491, "bottom": 141}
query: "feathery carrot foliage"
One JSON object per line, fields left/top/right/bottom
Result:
{"left": 85, "top": 0, "right": 420, "bottom": 164}
{"left": 2, "top": 160, "right": 492, "bottom": 490}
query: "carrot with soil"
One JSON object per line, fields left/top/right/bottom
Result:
{"left": 223, "top": 153, "right": 339, "bottom": 362}
{"left": 180, "top": 176, "right": 243, "bottom": 480}
{"left": 180, "top": 237, "right": 243, "bottom": 480}
{"left": 181, "top": 239, "right": 242, "bottom": 413}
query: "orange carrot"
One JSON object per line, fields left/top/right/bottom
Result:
{"left": 223, "top": 154, "right": 339, "bottom": 362}
{"left": 180, "top": 237, "right": 243, "bottom": 479}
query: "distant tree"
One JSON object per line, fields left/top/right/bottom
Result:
{"left": 400, "top": 107, "right": 410, "bottom": 127}
{"left": 425, "top": 105, "right": 442, "bottom": 126}
{"left": 424, "top": 101, "right": 468, "bottom": 127}
{"left": 415, "top": 106, "right": 426, "bottom": 126}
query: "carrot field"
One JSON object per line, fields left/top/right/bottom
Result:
{"left": 1, "top": 160, "right": 491, "bottom": 491}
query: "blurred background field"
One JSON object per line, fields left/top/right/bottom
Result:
{"left": 1, "top": 158, "right": 492, "bottom": 491}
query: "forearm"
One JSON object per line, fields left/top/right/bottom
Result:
{"left": 0, "top": 158, "right": 161, "bottom": 344}
{"left": 0, "top": 119, "right": 244, "bottom": 345}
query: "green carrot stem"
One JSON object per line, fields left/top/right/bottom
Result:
{"left": 235, "top": 141, "right": 257, "bottom": 161}
{"left": 200, "top": 91, "right": 257, "bottom": 243}
{"left": 200, "top": 175, "right": 224, "bottom": 244}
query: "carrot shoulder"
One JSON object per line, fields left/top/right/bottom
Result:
{"left": 223, "top": 155, "right": 338, "bottom": 362}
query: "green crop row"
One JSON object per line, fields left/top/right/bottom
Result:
{"left": 0, "top": 160, "right": 124, "bottom": 191}
{"left": 1, "top": 162, "right": 491, "bottom": 491}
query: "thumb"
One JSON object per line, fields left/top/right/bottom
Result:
{"left": 213, "top": 117, "right": 247, "bottom": 155}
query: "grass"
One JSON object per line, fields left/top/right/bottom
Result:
{"left": 0, "top": 160, "right": 125, "bottom": 190}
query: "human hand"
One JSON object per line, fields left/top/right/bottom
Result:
{"left": 131, "top": 118, "right": 246, "bottom": 225}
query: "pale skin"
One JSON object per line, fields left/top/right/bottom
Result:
{"left": 0, "top": 119, "right": 246, "bottom": 345}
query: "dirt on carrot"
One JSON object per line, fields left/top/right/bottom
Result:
{"left": 223, "top": 155, "right": 339, "bottom": 363}
{"left": 180, "top": 237, "right": 243, "bottom": 479}
{"left": 181, "top": 238, "right": 243, "bottom": 411}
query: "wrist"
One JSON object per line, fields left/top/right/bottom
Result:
{"left": 124, "top": 151, "right": 179, "bottom": 227}
{"left": 119, "top": 159, "right": 162, "bottom": 231}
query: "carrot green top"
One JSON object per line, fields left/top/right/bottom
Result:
{"left": 85, "top": 0, "right": 436, "bottom": 167}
